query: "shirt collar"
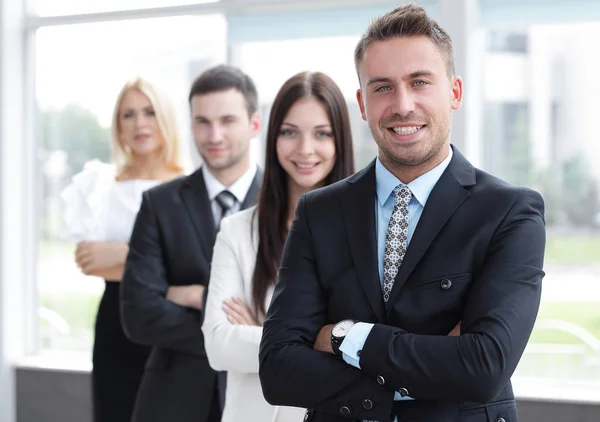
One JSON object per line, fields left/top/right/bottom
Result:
{"left": 376, "top": 147, "right": 453, "bottom": 207}
{"left": 202, "top": 164, "right": 258, "bottom": 204}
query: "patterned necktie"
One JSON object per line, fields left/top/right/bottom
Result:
{"left": 382, "top": 185, "right": 412, "bottom": 304}
{"left": 215, "top": 190, "right": 237, "bottom": 227}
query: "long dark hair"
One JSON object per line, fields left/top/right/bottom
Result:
{"left": 251, "top": 71, "right": 355, "bottom": 317}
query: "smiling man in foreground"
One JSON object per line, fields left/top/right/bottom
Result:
{"left": 259, "top": 4, "right": 546, "bottom": 422}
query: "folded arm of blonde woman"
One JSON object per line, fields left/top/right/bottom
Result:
{"left": 202, "top": 228, "right": 263, "bottom": 374}
{"left": 75, "top": 241, "right": 129, "bottom": 281}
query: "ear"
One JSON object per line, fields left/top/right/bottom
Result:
{"left": 450, "top": 76, "right": 463, "bottom": 111}
{"left": 249, "top": 111, "right": 261, "bottom": 137}
{"left": 356, "top": 89, "right": 367, "bottom": 121}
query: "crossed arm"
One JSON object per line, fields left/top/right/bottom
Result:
{"left": 120, "top": 192, "right": 208, "bottom": 355}
{"left": 259, "top": 190, "right": 545, "bottom": 419}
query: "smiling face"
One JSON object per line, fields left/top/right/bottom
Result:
{"left": 356, "top": 35, "right": 462, "bottom": 181}
{"left": 190, "top": 88, "right": 260, "bottom": 174}
{"left": 276, "top": 97, "right": 337, "bottom": 193}
{"left": 118, "top": 89, "right": 165, "bottom": 158}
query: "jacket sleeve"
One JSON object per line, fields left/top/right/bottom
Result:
{"left": 259, "top": 195, "right": 396, "bottom": 422}
{"left": 120, "top": 190, "right": 205, "bottom": 356}
{"left": 202, "top": 217, "right": 263, "bottom": 373}
{"left": 359, "top": 189, "right": 546, "bottom": 403}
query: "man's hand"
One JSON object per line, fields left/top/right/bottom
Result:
{"left": 313, "top": 324, "right": 335, "bottom": 354}
{"left": 166, "top": 285, "right": 205, "bottom": 310}
{"left": 223, "top": 297, "right": 260, "bottom": 326}
{"left": 448, "top": 321, "right": 461, "bottom": 336}
{"left": 312, "top": 320, "right": 461, "bottom": 356}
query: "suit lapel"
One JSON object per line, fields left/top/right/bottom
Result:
{"left": 180, "top": 168, "right": 217, "bottom": 264}
{"left": 386, "top": 147, "right": 475, "bottom": 309}
{"left": 341, "top": 161, "right": 386, "bottom": 323}
{"left": 240, "top": 168, "right": 263, "bottom": 209}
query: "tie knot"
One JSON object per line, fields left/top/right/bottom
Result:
{"left": 393, "top": 185, "right": 412, "bottom": 204}
{"left": 215, "top": 190, "right": 236, "bottom": 213}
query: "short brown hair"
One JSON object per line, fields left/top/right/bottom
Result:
{"left": 188, "top": 64, "right": 258, "bottom": 117}
{"left": 354, "top": 3, "right": 455, "bottom": 78}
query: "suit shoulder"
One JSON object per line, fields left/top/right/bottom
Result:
{"left": 143, "top": 175, "right": 187, "bottom": 199}
{"left": 218, "top": 206, "right": 257, "bottom": 249}
{"left": 220, "top": 206, "right": 257, "bottom": 233}
{"left": 302, "top": 175, "right": 352, "bottom": 205}
{"left": 473, "top": 168, "right": 544, "bottom": 206}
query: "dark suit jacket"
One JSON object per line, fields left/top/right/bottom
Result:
{"left": 259, "top": 147, "right": 545, "bottom": 422}
{"left": 121, "top": 167, "right": 262, "bottom": 422}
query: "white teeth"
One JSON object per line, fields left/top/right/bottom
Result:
{"left": 296, "top": 163, "right": 317, "bottom": 169}
{"left": 392, "top": 126, "right": 421, "bottom": 135}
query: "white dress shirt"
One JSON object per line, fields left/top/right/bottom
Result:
{"left": 202, "top": 164, "right": 258, "bottom": 226}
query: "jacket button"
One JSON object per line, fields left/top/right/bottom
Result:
{"left": 496, "top": 419, "right": 506, "bottom": 422}
{"left": 399, "top": 387, "right": 410, "bottom": 397}
{"left": 362, "top": 399, "right": 373, "bottom": 410}
{"left": 339, "top": 406, "right": 351, "bottom": 415}
{"left": 377, "top": 375, "right": 385, "bottom": 385}
{"left": 441, "top": 279, "right": 452, "bottom": 290}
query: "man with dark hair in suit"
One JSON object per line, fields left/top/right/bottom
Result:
{"left": 121, "top": 64, "right": 262, "bottom": 422}
{"left": 259, "top": 4, "right": 545, "bottom": 422}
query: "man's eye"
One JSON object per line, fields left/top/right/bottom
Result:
{"left": 375, "top": 86, "right": 392, "bottom": 93}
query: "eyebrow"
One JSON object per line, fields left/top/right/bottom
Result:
{"left": 366, "top": 70, "right": 436, "bottom": 86}
{"left": 281, "top": 122, "right": 331, "bottom": 129}
{"left": 193, "top": 114, "right": 238, "bottom": 120}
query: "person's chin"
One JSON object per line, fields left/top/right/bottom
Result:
{"left": 131, "top": 145, "right": 161, "bottom": 156}
{"left": 204, "top": 156, "right": 232, "bottom": 170}
{"left": 290, "top": 174, "right": 324, "bottom": 191}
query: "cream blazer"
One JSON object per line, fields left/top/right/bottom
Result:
{"left": 202, "top": 206, "right": 305, "bottom": 422}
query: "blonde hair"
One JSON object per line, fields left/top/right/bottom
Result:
{"left": 111, "top": 78, "right": 183, "bottom": 172}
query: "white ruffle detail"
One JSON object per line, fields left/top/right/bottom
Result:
{"left": 59, "top": 160, "right": 116, "bottom": 242}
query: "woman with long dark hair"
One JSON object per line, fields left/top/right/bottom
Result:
{"left": 202, "top": 71, "right": 355, "bottom": 422}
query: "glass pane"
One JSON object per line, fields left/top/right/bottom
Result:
{"left": 36, "top": 15, "right": 226, "bottom": 352}
{"left": 481, "top": 23, "right": 600, "bottom": 386}
{"left": 33, "top": 0, "right": 219, "bottom": 17}
{"left": 238, "top": 36, "right": 377, "bottom": 169}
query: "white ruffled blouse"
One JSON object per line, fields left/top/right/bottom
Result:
{"left": 60, "top": 160, "right": 161, "bottom": 243}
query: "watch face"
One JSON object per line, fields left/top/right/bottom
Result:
{"left": 332, "top": 320, "right": 355, "bottom": 337}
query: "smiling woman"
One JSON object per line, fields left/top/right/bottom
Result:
{"left": 201, "top": 71, "right": 355, "bottom": 422}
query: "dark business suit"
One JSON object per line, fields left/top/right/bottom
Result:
{"left": 259, "top": 147, "right": 545, "bottom": 422}
{"left": 121, "top": 167, "right": 262, "bottom": 422}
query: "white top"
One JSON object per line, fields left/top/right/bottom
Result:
{"left": 60, "top": 160, "right": 161, "bottom": 243}
{"left": 202, "top": 206, "right": 305, "bottom": 422}
{"left": 202, "top": 165, "right": 259, "bottom": 226}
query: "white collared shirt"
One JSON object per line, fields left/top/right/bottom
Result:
{"left": 202, "top": 164, "right": 259, "bottom": 226}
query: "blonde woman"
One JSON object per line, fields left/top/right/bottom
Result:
{"left": 60, "top": 78, "right": 184, "bottom": 422}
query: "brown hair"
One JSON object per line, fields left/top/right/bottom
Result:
{"left": 354, "top": 3, "right": 455, "bottom": 78}
{"left": 188, "top": 64, "right": 258, "bottom": 117}
{"left": 251, "top": 71, "right": 355, "bottom": 317}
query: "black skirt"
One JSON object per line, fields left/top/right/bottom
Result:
{"left": 92, "top": 281, "right": 151, "bottom": 422}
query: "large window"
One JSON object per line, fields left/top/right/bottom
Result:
{"left": 36, "top": 14, "right": 226, "bottom": 351}
{"left": 33, "top": 0, "right": 219, "bottom": 17}
{"left": 481, "top": 23, "right": 600, "bottom": 386}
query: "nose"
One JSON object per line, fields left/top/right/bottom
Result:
{"left": 209, "top": 123, "right": 224, "bottom": 143}
{"left": 135, "top": 113, "right": 150, "bottom": 129}
{"left": 296, "top": 135, "right": 315, "bottom": 156}
{"left": 392, "top": 86, "right": 416, "bottom": 117}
